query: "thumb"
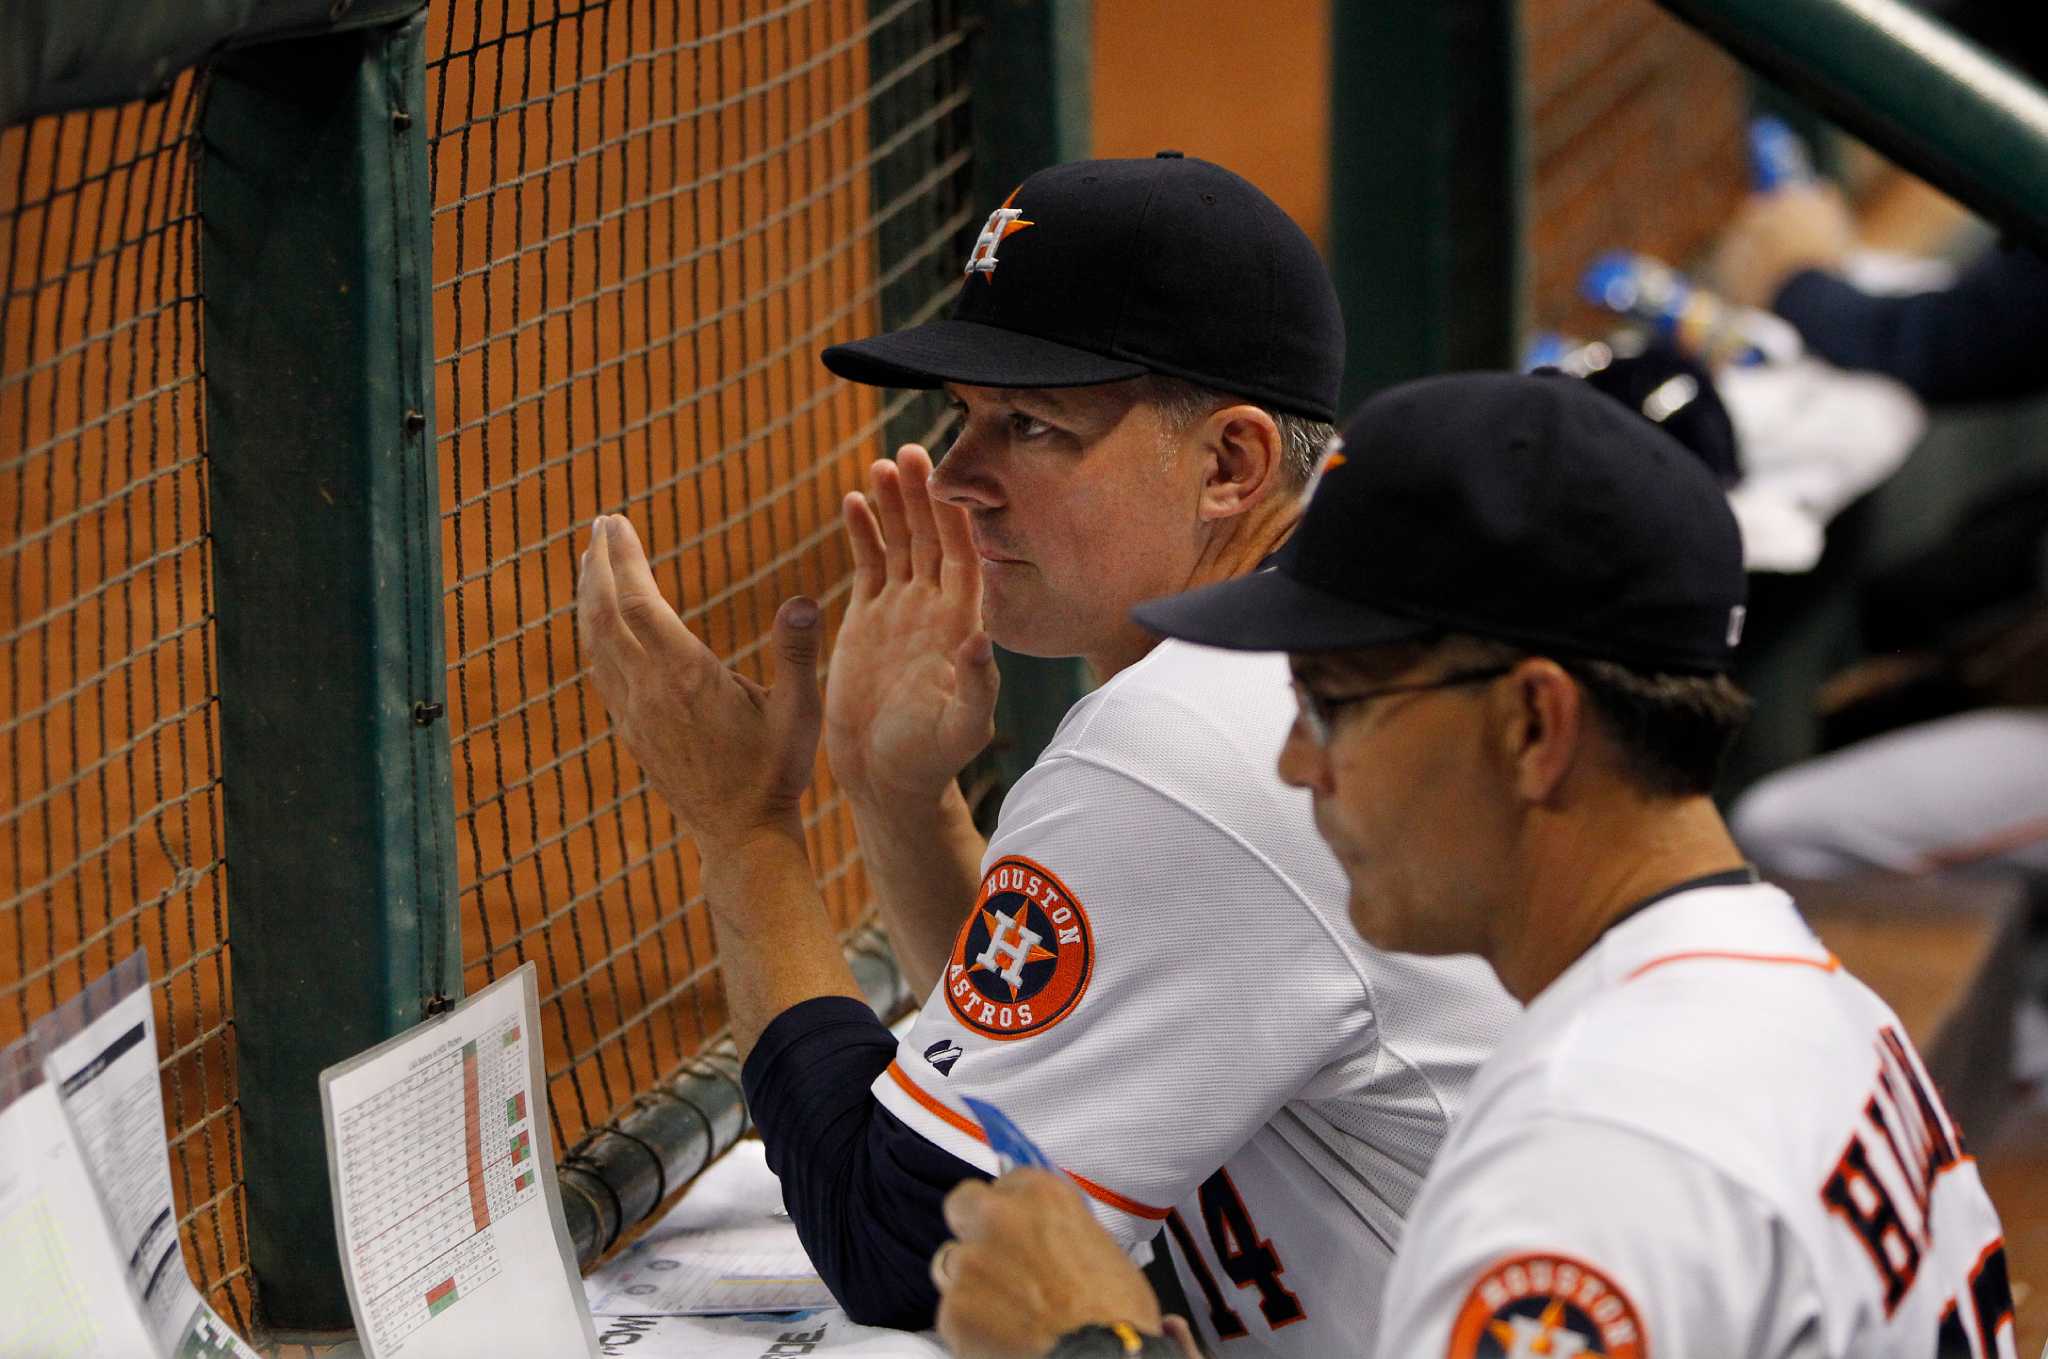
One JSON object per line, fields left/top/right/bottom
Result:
{"left": 770, "top": 596, "right": 824, "bottom": 730}
{"left": 949, "top": 631, "right": 1000, "bottom": 729}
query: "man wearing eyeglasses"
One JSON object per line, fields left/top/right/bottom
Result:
{"left": 578, "top": 154, "right": 1517, "bottom": 1356}
{"left": 928, "top": 372, "right": 2014, "bottom": 1359}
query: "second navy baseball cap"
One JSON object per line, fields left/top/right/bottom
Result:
{"left": 1132, "top": 371, "right": 1749, "bottom": 674}
{"left": 820, "top": 153, "right": 1345, "bottom": 423}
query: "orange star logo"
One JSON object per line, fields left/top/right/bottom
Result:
{"left": 971, "top": 905, "right": 1056, "bottom": 999}
{"left": 1489, "top": 1298, "right": 1604, "bottom": 1357}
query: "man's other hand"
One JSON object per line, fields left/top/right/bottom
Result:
{"left": 932, "top": 1170, "right": 1163, "bottom": 1359}
{"left": 577, "top": 514, "right": 822, "bottom": 850}
{"left": 826, "top": 445, "right": 1000, "bottom": 809}
{"left": 1713, "top": 183, "right": 1856, "bottom": 309}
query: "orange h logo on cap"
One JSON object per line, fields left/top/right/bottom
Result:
{"left": 965, "top": 187, "right": 1034, "bottom": 279}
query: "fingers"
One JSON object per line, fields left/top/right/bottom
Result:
{"left": 933, "top": 491, "right": 981, "bottom": 599}
{"left": 1162, "top": 1317, "right": 1203, "bottom": 1359}
{"left": 577, "top": 518, "right": 643, "bottom": 699}
{"left": 846, "top": 449, "right": 975, "bottom": 604}
{"left": 930, "top": 1238, "right": 963, "bottom": 1293}
{"left": 904, "top": 438, "right": 984, "bottom": 603}
{"left": 868, "top": 459, "right": 913, "bottom": 583}
{"left": 941, "top": 1178, "right": 997, "bottom": 1242}
{"left": 842, "top": 491, "right": 886, "bottom": 601}
{"left": 943, "top": 1169, "right": 1071, "bottom": 1241}
{"left": 602, "top": 514, "right": 696, "bottom": 662}
{"left": 897, "top": 445, "right": 945, "bottom": 579}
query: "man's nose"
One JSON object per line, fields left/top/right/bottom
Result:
{"left": 1276, "top": 722, "right": 1323, "bottom": 792}
{"left": 929, "top": 428, "right": 1004, "bottom": 510}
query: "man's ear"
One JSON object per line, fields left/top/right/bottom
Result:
{"left": 1500, "top": 659, "right": 1585, "bottom": 804}
{"left": 1196, "top": 405, "right": 1284, "bottom": 522}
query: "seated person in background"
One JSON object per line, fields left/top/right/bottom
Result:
{"left": 578, "top": 154, "right": 1516, "bottom": 1351}
{"left": 1713, "top": 180, "right": 2048, "bottom": 405}
{"left": 1715, "top": 168, "right": 2048, "bottom": 882}
{"left": 929, "top": 373, "right": 2014, "bottom": 1359}
{"left": 1732, "top": 483, "right": 2048, "bottom": 880}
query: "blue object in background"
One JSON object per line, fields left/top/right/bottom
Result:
{"left": 1581, "top": 251, "right": 1773, "bottom": 367}
{"left": 963, "top": 1096, "right": 1060, "bottom": 1174}
{"left": 1749, "top": 114, "right": 1817, "bottom": 192}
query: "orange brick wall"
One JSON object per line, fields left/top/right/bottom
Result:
{"left": 1091, "top": 0, "right": 1330, "bottom": 250}
{"left": 1524, "top": 0, "right": 1753, "bottom": 333}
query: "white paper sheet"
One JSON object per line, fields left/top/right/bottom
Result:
{"left": 584, "top": 1139, "right": 948, "bottom": 1353}
{"left": 34, "top": 954, "right": 260, "bottom": 1359}
{"left": 321, "top": 964, "right": 597, "bottom": 1359}
{"left": 592, "top": 1311, "right": 947, "bottom": 1358}
{"left": 0, "top": 1035, "right": 162, "bottom": 1359}
{"left": 584, "top": 1139, "right": 837, "bottom": 1316}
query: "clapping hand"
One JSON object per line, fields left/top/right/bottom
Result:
{"left": 577, "top": 513, "right": 823, "bottom": 850}
{"left": 825, "top": 445, "right": 1000, "bottom": 809}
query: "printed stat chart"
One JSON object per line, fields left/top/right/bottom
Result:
{"left": 335, "top": 1016, "right": 541, "bottom": 1346}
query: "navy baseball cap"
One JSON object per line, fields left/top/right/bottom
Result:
{"left": 1132, "top": 371, "right": 1749, "bottom": 674}
{"left": 820, "top": 153, "right": 1345, "bottom": 423}
{"left": 1569, "top": 340, "right": 1740, "bottom": 486}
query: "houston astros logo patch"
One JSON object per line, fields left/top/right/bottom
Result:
{"left": 1447, "top": 1253, "right": 1646, "bottom": 1359}
{"left": 943, "top": 856, "right": 1092, "bottom": 1039}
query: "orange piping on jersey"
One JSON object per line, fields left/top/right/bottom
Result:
{"left": 1623, "top": 949, "right": 1840, "bottom": 983}
{"left": 1968, "top": 1235, "right": 2007, "bottom": 1274}
{"left": 884, "top": 1061, "right": 1171, "bottom": 1221}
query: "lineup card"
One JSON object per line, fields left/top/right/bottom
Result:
{"left": 322, "top": 964, "right": 596, "bottom": 1358}
{"left": 35, "top": 954, "right": 261, "bottom": 1359}
{"left": 0, "top": 1036, "right": 162, "bottom": 1359}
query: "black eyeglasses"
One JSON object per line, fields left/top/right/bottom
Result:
{"left": 1289, "top": 665, "right": 1515, "bottom": 747}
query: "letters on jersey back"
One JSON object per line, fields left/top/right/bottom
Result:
{"left": 1821, "top": 1026, "right": 2013, "bottom": 1356}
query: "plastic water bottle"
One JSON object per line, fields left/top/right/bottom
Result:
{"left": 1580, "top": 251, "right": 1801, "bottom": 368}
{"left": 1522, "top": 331, "right": 1619, "bottom": 379}
{"left": 1748, "top": 115, "right": 1816, "bottom": 193}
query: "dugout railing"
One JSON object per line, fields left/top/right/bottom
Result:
{"left": 7, "top": 0, "right": 2048, "bottom": 1345}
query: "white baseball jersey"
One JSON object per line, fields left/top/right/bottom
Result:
{"left": 1377, "top": 878, "right": 2015, "bottom": 1359}
{"left": 872, "top": 639, "right": 1518, "bottom": 1358}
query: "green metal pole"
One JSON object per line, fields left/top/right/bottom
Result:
{"left": 1654, "top": 0, "right": 2048, "bottom": 254}
{"left": 200, "top": 10, "right": 456, "bottom": 1334}
{"left": 965, "top": 0, "right": 1091, "bottom": 212}
{"left": 963, "top": 0, "right": 1092, "bottom": 796}
{"left": 1328, "top": 0, "right": 1525, "bottom": 411}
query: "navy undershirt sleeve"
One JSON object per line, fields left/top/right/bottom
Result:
{"left": 1772, "top": 246, "right": 2048, "bottom": 405}
{"left": 741, "top": 995, "right": 988, "bottom": 1330}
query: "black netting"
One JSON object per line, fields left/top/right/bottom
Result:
{"left": 425, "top": 0, "right": 971, "bottom": 1154}
{"left": 1, "top": 74, "right": 250, "bottom": 1327}
{"left": 1, "top": 3, "right": 975, "bottom": 1344}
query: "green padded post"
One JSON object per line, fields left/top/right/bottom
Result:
{"left": 200, "top": 11, "right": 457, "bottom": 1333}
{"left": 965, "top": 0, "right": 1091, "bottom": 215}
{"left": 0, "top": 0, "right": 426, "bottom": 127}
{"left": 1655, "top": 0, "right": 2048, "bottom": 254}
{"left": 1328, "top": 0, "right": 1526, "bottom": 410}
